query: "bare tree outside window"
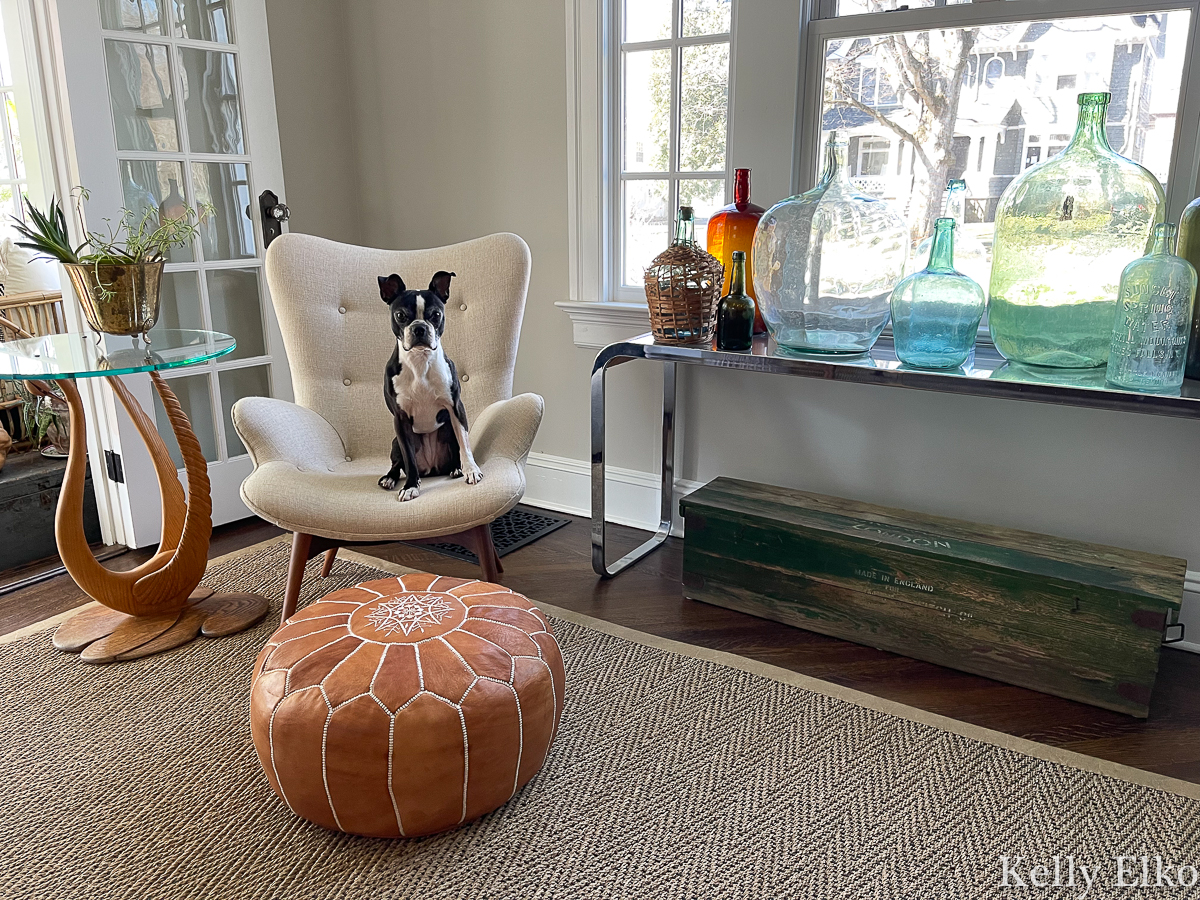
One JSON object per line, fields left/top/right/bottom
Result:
{"left": 820, "top": 10, "right": 1188, "bottom": 258}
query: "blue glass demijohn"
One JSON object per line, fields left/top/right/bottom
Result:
{"left": 889, "top": 217, "right": 986, "bottom": 368}
{"left": 1106, "top": 222, "right": 1197, "bottom": 393}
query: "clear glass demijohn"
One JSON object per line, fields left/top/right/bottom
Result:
{"left": 752, "top": 132, "right": 908, "bottom": 354}
{"left": 987, "top": 92, "right": 1165, "bottom": 368}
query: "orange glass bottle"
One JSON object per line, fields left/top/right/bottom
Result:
{"left": 707, "top": 168, "right": 767, "bottom": 333}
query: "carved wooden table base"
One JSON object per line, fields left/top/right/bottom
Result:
{"left": 47, "top": 372, "right": 267, "bottom": 663}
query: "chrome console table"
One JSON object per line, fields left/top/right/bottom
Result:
{"left": 591, "top": 332, "right": 1200, "bottom": 577}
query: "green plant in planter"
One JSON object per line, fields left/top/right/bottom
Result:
{"left": 11, "top": 189, "right": 213, "bottom": 339}
{"left": 13, "top": 188, "right": 209, "bottom": 269}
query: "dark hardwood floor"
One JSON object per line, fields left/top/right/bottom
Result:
{"left": 4, "top": 508, "right": 1198, "bottom": 783}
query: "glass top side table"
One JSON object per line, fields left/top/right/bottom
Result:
{"left": 0, "top": 329, "right": 269, "bottom": 663}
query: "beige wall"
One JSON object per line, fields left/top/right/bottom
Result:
{"left": 266, "top": 1, "right": 1200, "bottom": 625}
{"left": 265, "top": 0, "right": 364, "bottom": 244}
{"left": 266, "top": 0, "right": 610, "bottom": 467}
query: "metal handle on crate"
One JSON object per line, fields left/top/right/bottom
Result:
{"left": 1163, "top": 622, "right": 1186, "bottom": 644}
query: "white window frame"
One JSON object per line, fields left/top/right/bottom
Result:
{"left": 559, "top": 0, "right": 738, "bottom": 345}
{"left": 612, "top": 1, "right": 734, "bottom": 300}
{"left": 794, "top": 0, "right": 1200, "bottom": 229}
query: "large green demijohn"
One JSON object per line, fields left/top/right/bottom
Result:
{"left": 987, "top": 92, "right": 1164, "bottom": 368}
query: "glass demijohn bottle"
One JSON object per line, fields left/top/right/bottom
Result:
{"left": 752, "top": 132, "right": 908, "bottom": 354}
{"left": 707, "top": 169, "right": 767, "bottom": 333}
{"left": 988, "top": 92, "right": 1165, "bottom": 368}
{"left": 717, "top": 250, "right": 755, "bottom": 351}
{"left": 915, "top": 180, "right": 990, "bottom": 292}
{"left": 890, "top": 218, "right": 986, "bottom": 369}
{"left": 1106, "top": 223, "right": 1197, "bottom": 393}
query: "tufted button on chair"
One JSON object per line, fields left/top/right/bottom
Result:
{"left": 232, "top": 232, "right": 543, "bottom": 623}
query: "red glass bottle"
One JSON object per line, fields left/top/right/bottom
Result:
{"left": 707, "top": 168, "right": 767, "bottom": 333}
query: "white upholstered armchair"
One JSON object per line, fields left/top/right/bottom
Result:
{"left": 233, "top": 232, "right": 542, "bottom": 622}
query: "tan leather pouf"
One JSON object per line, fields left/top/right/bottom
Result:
{"left": 250, "top": 573, "right": 565, "bottom": 838}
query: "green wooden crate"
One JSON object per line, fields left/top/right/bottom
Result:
{"left": 680, "top": 477, "right": 1185, "bottom": 717}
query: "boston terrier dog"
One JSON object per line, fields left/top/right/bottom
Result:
{"left": 378, "top": 270, "right": 482, "bottom": 501}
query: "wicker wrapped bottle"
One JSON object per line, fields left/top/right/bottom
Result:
{"left": 645, "top": 206, "right": 724, "bottom": 345}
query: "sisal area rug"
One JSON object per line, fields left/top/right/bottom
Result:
{"left": 1, "top": 539, "right": 1199, "bottom": 900}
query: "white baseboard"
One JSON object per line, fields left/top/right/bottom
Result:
{"left": 523, "top": 451, "right": 1200, "bottom": 656}
{"left": 523, "top": 451, "right": 702, "bottom": 532}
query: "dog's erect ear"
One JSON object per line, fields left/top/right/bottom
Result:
{"left": 428, "top": 271, "right": 456, "bottom": 301}
{"left": 378, "top": 274, "right": 406, "bottom": 303}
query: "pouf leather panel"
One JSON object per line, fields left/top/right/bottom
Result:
{"left": 250, "top": 573, "right": 565, "bottom": 838}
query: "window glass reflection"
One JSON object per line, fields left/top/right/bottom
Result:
{"left": 218, "top": 365, "right": 270, "bottom": 457}
{"left": 179, "top": 48, "right": 244, "bottom": 154}
{"left": 192, "top": 161, "right": 255, "bottom": 260}
{"left": 119, "top": 159, "right": 194, "bottom": 262}
{"left": 104, "top": 40, "right": 179, "bottom": 151}
{"left": 99, "top": 0, "right": 165, "bottom": 35}
{"left": 173, "top": 0, "right": 232, "bottom": 42}
{"left": 206, "top": 267, "right": 265, "bottom": 359}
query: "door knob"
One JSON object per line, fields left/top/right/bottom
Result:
{"left": 257, "top": 190, "right": 289, "bottom": 249}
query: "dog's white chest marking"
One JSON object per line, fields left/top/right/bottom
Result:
{"left": 392, "top": 342, "right": 454, "bottom": 433}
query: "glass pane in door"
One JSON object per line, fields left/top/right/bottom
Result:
{"left": 119, "top": 159, "right": 193, "bottom": 262}
{"left": 104, "top": 40, "right": 179, "bottom": 151}
{"left": 192, "top": 162, "right": 255, "bottom": 259}
{"left": 179, "top": 48, "right": 244, "bottom": 154}
{"left": 152, "top": 271, "right": 204, "bottom": 335}
{"left": 172, "top": 0, "right": 233, "bottom": 42}
{"left": 218, "top": 364, "right": 269, "bottom": 456}
{"left": 100, "top": 0, "right": 166, "bottom": 33}
{"left": 153, "top": 372, "right": 217, "bottom": 466}
{"left": 206, "top": 267, "right": 264, "bottom": 359}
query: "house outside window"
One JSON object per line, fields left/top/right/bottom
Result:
{"left": 810, "top": 3, "right": 1196, "bottom": 263}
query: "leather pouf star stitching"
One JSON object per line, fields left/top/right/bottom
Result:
{"left": 250, "top": 573, "right": 566, "bottom": 838}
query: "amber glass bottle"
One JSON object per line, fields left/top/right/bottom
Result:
{"left": 707, "top": 168, "right": 766, "bottom": 333}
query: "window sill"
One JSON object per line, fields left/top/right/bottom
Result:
{"left": 558, "top": 300, "right": 997, "bottom": 351}
{"left": 557, "top": 300, "right": 650, "bottom": 350}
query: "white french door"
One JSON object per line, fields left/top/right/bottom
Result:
{"left": 53, "top": 0, "right": 292, "bottom": 547}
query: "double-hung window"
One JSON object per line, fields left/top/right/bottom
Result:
{"left": 799, "top": 0, "right": 1200, "bottom": 256}
{"left": 615, "top": 0, "right": 732, "bottom": 299}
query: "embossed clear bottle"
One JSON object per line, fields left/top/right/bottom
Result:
{"left": 1106, "top": 223, "right": 1197, "bottom": 393}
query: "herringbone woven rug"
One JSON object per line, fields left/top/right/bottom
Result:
{"left": 1, "top": 539, "right": 1198, "bottom": 900}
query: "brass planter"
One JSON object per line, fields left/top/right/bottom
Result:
{"left": 63, "top": 260, "right": 164, "bottom": 339}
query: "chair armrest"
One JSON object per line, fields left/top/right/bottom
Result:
{"left": 470, "top": 393, "right": 544, "bottom": 465}
{"left": 232, "top": 396, "right": 347, "bottom": 471}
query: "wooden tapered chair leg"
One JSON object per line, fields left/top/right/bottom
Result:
{"left": 283, "top": 532, "right": 313, "bottom": 624}
{"left": 321, "top": 548, "right": 338, "bottom": 577}
{"left": 467, "top": 523, "right": 502, "bottom": 583}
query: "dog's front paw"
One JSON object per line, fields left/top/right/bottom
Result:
{"left": 449, "top": 467, "right": 463, "bottom": 479}
{"left": 378, "top": 475, "right": 398, "bottom": 490}
{"left": 464, "top": 466, "right": 483, "bottom": 485}
{"left": 398, "top": 485, "right": 421, "bottom": 502}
